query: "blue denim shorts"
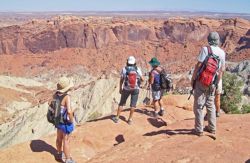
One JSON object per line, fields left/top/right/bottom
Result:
{"left": 56, "top": 123, "right": 74, "bottom": 134}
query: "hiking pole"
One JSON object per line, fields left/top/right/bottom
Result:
{"left": 188, "top": 79, "right": 196, "bottom": 100}
{"left": 188, "top": 89, "right": 193, "bottom": 100}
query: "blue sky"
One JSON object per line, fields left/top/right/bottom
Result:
{"left": 1, "top": 0, "right": 250, "bottom": 13}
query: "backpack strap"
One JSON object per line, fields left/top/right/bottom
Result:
{"left": 207, "top": 46, "right": 213, "bottom": 55}
{"left": 54, "top": 93, "right": 68, "bottom": 110}
{"left": 207, "top": 46, "right": 221, "bottom": 68}
{"left": 56, "top": 93, "right": 68, "bottom": 102}
{"left": 125, "top": 66, "right": 139, "bottom": 74}
{"left": 153, "top": 67, "right": 163, "bottom": 74}
{"left": 56, "top": 93, "right": 69, "bottom": 124}
{"left": 125, "top": 66, "right": 129, "bottom": 74}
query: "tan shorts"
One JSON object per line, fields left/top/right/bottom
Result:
{"left": 216, "top": 80, "right": 222, "bottom": 94}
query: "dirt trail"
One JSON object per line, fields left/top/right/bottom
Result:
{"left": 0, "top": 95, "right": 250, "bottom": 163}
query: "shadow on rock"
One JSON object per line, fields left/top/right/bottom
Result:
{"left": 135, "top": 108, "right": 154, "bottom": 117}
{"left": 87, "top": 115, "right": 113, "bottom": 122}
{"left": 147, "top": 117, "right": 167, "bottom": 128}
{"left": 113, "top": 134, "right": 125, "bottom": 146}
{"left": 88, "top": 108, "right": 132, "bottom": 123}
{"left": 30, "top": 140, "right": 59, "bottom": 162}
{"left": 119, "top": 115, "right": 128, "bottom": 123}
{"left": 143, "top": 129, "right": 194, "bottom": 136}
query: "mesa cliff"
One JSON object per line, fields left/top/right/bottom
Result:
{"left": 0, "top": 16, "right": 249, "bottom": 153}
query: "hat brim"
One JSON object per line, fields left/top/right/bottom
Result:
{"left": 57, "top": 80, "right": 74, "bottom": 93}
{"left": 149, "top": 61, "right": 160, "bottom": 66}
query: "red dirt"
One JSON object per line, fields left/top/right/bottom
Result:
{"left": 0, "top": 95, "right": 250, "bottom": 163}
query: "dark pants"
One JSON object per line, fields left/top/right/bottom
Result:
{"left": 119, "top": 89, "right": 139, "bottom": 107}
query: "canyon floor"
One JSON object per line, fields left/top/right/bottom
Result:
{"left": 1, "top": 95, "right": 250, "bottom": 163}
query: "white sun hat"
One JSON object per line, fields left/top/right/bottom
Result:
{"left": 127, "top": 56, "right": 136, "bottom": 64}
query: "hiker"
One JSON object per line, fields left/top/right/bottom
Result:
{"left": 53, "top": 76, "right": 75, "bottom": 163}
{"left": 148, "top": 57, "right": 165, "bottom": 117}
{"left": 191, "top": 32, "right": 225, "bottom": 136}
{"left": 112, "top": 56, "right": 144, "bottom": 125}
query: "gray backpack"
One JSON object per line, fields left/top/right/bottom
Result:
{"left": 47, "top": 93, "right": 67, "bottom": 126}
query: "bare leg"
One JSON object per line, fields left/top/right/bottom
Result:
{"left": 63, "top": 133, "right": 71, "bottom": 160}
{"left": 158, "top": 98, "right": 163, "bottom": 109}
{"left": 128, "top": 107, "right": 135, "bottom": 120}
{"left": 158, "top": 98, "right": 165, "bottom": 116}
{"left": 56, "top": 129, "right": 63, "bottom": 153}
{"left": 116, "top": 105, "right": 123, "bottom": 117}
{"left": 153, "top": 100, "right": 158, "bottom": 112}
{"left": 215, "top": 94, "right": 220, "bottom": 113}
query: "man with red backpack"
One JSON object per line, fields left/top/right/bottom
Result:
{"left": 191, "top": 32, "right": 225, "bottom": 136}
{"left": 112, "top": 56, "right": 144, "bottom": 125}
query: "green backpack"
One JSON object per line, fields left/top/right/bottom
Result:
{"left": 47, "top": 93, "right": 67, "bottom": 126}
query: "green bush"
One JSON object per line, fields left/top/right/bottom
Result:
{"left": 242, "top": 104, "right": 250, "bottom": 114}
{"left": 221, "top": 72, "right": 244, "bottom": 114}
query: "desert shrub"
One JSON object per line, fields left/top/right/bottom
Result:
{"left": 221, "top": 72, "right": 243, "bottom": 114}
{"left": 242, "top": 104, "right": 250, "bottom": 114}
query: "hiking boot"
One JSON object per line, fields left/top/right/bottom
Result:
{"left": 112, "top": 116, "right": 119, "bottom": 123}
{"left": 127, "top": 119, "right": 133, "bottom": 125}
{"left": 194, "top": 131, "right": 204, "bottom": 136}
{"left": 196, "top": 132, "right": 204, "bottom": 137}
{"left": 192, "top": 129, "right": 203, "bottom": 137}
{"left": 158, "top": 109, "right": 165, "bottom": 116}
{"left": 194, "top": 131, "right": 204, "bottom": 137}
{"left": 204, "top": 126, "right": 216, "bottom": 134}
{"left": 216, "top": 111, "right": 220, "bottom": 117}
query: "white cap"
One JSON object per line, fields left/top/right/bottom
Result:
{"left": 127, "top": 56, "right": 136, "bottom": 64}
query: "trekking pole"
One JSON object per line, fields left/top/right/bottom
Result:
{"left": 188, "top": 89, "right": 193, "bottom": 100}
{"left": 188, "top": 79, "right": 196, "bottom": 100}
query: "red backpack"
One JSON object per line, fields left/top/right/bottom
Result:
{"left": 198, "top": 46, "right": 220, "bottom": 87}
{"left": 125, "top": 66, "right": 139, "bottom": 89}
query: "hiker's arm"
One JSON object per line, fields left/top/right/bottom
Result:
{"left": 217, "top": 67, "right": 223, "bottom": 82}
{"left": 66, "top": 96, "right": 74, "bottom": 123}
{"left": 191, "top": 62, "right": 202, "bottom": 87}
{"left": 119, "top": 77, "right": 124, "bottom": 94}
{"left": 140, "top": 75, "right": 144, "bottom": 82}
{"left": 149, "top": 72, "right": 154, "bottom": 85}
